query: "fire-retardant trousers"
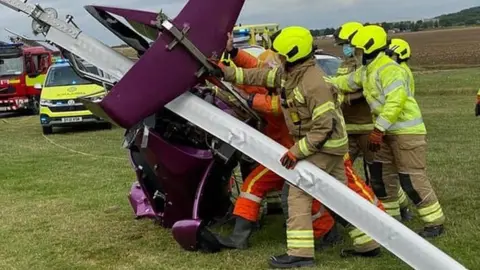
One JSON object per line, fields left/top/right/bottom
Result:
{"left": 285, "top": 153, "right": 380, "bottom": 258}
{"left": 349, "top": 133, "right": 409, "bottom": 219}
{"left": 233, "top": 165, "right": 334, "bottom": 239}
{"left": 371, "top": 135, "right": 445, "bottom": 227}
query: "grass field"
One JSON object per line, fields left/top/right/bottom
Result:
{"left": 1, "top": 68, "right": 480, "bottom": 270}
{"left": 316, "top": 27, "right": 480, "bottom": 70}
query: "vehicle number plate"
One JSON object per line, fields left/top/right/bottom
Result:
{"left": 61, "top": 117, "right": 82, "bottom": 123}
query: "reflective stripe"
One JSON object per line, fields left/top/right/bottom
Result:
{"left": 353, "top": 234, "right": 373, "bottom": 246}
{"left": 235, "top": 67, "right": 244, "bottom": 85}
{"left": 245, "top": 168, "right": 270, "bottom": 193}
{"left": 287, "top": 230, "right": 315, "bottom": 248}
{"left": 348, "top": 72, "right": 361, "bottom": 90}
{"left": 371, "top": 62, "right": 413, "bottom": 108}
{"left": 383, "top": 80, "right": 403, "bottom": 95}
{"left": 389, "top": 117, "right": 423, "bottom": 130}
{"left": 266, "top": 68, "right": 278, "bottom": 88}
{"left": 311, "top": 206, "right": 325, "bottom": 220}
{"left": 323, "top": 136, "right": 348, "bottom": 148}
{"left": 382, "top": 201, "right": 401, "bottom": 217}
{"left": 271, "top": 95, "right": 280, "bottom": 115}
{"left": 349, "top": 228, "right": 373, "bottom": 246}
{"left": 239, "top": 192, "right": 262, "bottom": 203}
{"left": 346, "top": 123, "right": 374, "bottom": 132}
{"left": 418, "top": 202, "right": 444, "bottom": 223}
{"left": 287, "top": 239, "right": 315, "bottom": 248}
{"left": 299, "top": 137, "right": 313, "bottom": 156}
{"left": 397, "top": 188, "right": 408, "bottom": 207}
{"left": 293, "top": 87, "right": 305, "bottom": 104}
{"left": 312, "top": 101, "right": 335, "bottom": 120}
{"left": 375, "top": 116, "right": 392, "bottom": 131}
{"left": 287, "top": 230, "right": 314, "bottom": 238}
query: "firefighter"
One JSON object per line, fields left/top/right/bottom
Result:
{"left": 384, "top": 38, "right": 418, "bottom": 217}
{"left": 333, "top": 21, "right": 375, "bottom": 163}
{"left": 326, "top": 25, "right": 445, "bottom": 238}
{"left": 215, "top": 26, "right": 381, "bottom": 268}
{"left": 386, "top": 38, "right": 415, "bottom": 95}
{"left": 214, "top": 39, "right": 338, "bottom": 251}
{"left": 334, "top": 23, "right": 412, "bottom": 221}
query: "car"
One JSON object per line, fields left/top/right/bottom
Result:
{"left": 313, "top": 49, "right": 343, "bottom": 76}
{"left": 38, "top": 59, "right": 111, "bottom": 135}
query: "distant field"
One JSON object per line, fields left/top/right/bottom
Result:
{"left": 316, "top": 27, "right": 480, "bottom": 70}
{"left": 114, "top": 26, "right": 480, "bottom": 70}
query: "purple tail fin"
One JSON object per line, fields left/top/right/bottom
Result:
{"left": 90, "top": 0, "right": 245, "bottom": 128}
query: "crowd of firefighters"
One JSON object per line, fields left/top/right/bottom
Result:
{"left": 207, "top": 21, "right": 446, "bottom": 268}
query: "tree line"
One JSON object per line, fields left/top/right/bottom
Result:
{"left": 310, "top": 6, "right": 480, "bottom": 36}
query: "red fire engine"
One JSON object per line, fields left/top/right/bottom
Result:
{"left": 0, "top": 43, "right": 54, "bottom": 114}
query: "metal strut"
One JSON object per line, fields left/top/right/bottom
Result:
{"left": 151, "top": 11, "right": 264, "bottom": 128}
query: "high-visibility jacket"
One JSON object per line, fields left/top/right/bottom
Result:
{"left": 219, "top": 50, "right": 293, "bottom": 148}
{"left": 330, "top": 52, "right": 426, "bottom": 135}
{"left": 400, "top": 62, "right": 415, "bottom": 96}
{"left": 223, "top": 58, "right": 349, "bottom": 158}
{"left": 336, "top": 57, "right": 374, "bottom": 134}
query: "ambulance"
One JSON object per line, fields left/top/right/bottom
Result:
{"left": 38, "top": 59, "right": 110, "bottom": 134}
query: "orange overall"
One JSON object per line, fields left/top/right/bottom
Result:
{"left": 220, "top": 50, "right": 334, "bottom": 238}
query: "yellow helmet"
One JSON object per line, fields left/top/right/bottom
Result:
{"left": 271, "top": 26, "right": 313, "bottom": 63}
{"left": 333, "top": 21, "right": 363, "bottom": 45}
{"left": 350, "top": 25, "right": 388, "bottom": 55}
{"left": 258, "top": 49, "right": 281, "bottom": 67}
{"left": 387, "top": 38, "right": 411, "bottom": 60}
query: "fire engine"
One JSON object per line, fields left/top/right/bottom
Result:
{"left": 0, "top": 41, "right": 55, "bottom": 114}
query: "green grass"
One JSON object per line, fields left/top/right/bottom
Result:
{"left": 1, "top": 68, "right": 480, "bottom": 269}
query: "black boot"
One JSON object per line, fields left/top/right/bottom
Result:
{"left": 418, "top": 225, "right": 444, "bottom": 238}
{"left": 340, "top": 247, "right": 381, "bottom": 258}
{"left": 400, "top": 207, "right": 413, "bottom": 221}
{"left": 215, "top": 216, "right": 254, "bottom": 249}
{"left": 315, "top": 224, "right": 344, "bottom": 250}
{"left": 269, "top": 254, "right": 314, "bottom": 268}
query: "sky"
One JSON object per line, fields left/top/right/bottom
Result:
{"left": 0, "top": 0, "right": 477, "bottom": 45}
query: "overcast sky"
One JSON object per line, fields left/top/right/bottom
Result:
{"left": 0, "top": 0, "right": 477, "bottom": 45}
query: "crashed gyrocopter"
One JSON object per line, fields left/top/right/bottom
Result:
{"left": 0, "top": 0, "right": 467, "bottom": 269}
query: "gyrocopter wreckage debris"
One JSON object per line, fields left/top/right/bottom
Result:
{"left": 0, "top": 0, "right": 467, "bottom": 269}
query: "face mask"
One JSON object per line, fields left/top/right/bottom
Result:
{"left": 343, "top": 44, "right": 354, "bottom": 57}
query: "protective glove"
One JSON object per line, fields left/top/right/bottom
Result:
{"left": 367, "top": 128, "right": 384, "bottom": 152}
{"left": 206, "top": 58, "right": 224, "bottom": 78}
{"left": 280, "top": 151, "right": 298, "bottom": 170}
